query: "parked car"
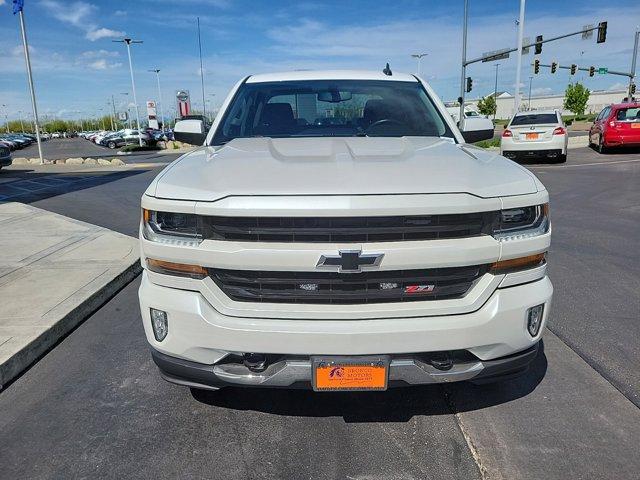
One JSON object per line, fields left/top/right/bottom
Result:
{"left": 139, "top": 69, "right": 550, "bottom": 393}
{"left": 589, "top": 102, "right": 640, "bottom": 153}
{"left": 121, "top": 129, "right": 151, "bottom": 145}
{"left": 0, "top": 142, "right": 11, "bottom": 170}
{"left": 501, "top": 110, "right": 568, "bottom": 163}
{"left": 100, "top": 132, "right": 127, "bottom": 149}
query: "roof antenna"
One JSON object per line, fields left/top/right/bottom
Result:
{"left": 382, "top": 63, "right": 392, "bottom": 76}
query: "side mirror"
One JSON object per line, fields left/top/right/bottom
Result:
{"left": 460, "top": 117, "right": 495, "bottom": 143}
{"left": 173, "top": 119, "right": 207, "bottom": 146}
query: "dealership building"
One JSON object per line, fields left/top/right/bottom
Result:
{"left": 463, "top": 89, "right": 629, "bottom": 119}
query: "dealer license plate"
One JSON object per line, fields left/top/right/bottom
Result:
{"left": 525, "top": 133, "right": 539, "bottom": 140}
{"left": 631, "top": 123, "right": 640, "bottom": 128}
{"left": 312, "top": 356, "right": 389, "bottom": 391}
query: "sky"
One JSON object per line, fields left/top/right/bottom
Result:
{"left": 0, "top": 0, "right": 638, "bottom": 122}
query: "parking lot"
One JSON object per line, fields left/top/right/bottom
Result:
{"left": 0, "top": 145, "right": 638, "bottom": 479}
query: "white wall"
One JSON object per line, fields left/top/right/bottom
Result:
{"left": 464, "top": 90, "right": 628, "bottom": 120}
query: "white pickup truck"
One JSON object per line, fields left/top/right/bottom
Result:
{"left": 139, "top": 70, "right": 551, "bottom": 392}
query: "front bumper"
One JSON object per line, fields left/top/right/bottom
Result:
{"left": 0, "top": 155, "right": 11, "bottom": 167}
{"left": 139, "top": 271, "right": 552, "bottom": 386}
{"left": 151, "top": 342, "right": 540, "bottom": 391}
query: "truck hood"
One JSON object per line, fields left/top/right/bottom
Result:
{"left": 152, "top": 137, "right": 539, "bottom": 201}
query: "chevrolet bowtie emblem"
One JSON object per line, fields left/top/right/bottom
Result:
{"left": 316, "top": 250, "right": 384, "bottom": 273}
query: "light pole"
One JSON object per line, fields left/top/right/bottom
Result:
{"left": 630, "top": 30, "right": 639, "bottom": 101}
{"left": 411, "top": 53, "right": 428, "bottom": 76}
{"left": 459, "top": 0, "right": 469, "bottom": 128}
{"left": 208, "top": 93, "right": 216, "bottom": 122}
{"left": 120, "top": 93, "right": 132, "bottom": 129}
{"left": 493, "top": 63, "right": 500, "bottom": 120}
{"left": 17, "top": 110, "right": 25, "bottom": 132}
{"left": 149, "top": 69, "right": 165, "bottom": 133}
{"left": 1, "top": 105, "right": 8, "bottom": 133}
{"left": 528, "top": 76, "right": 533, "bottom": 110}
{"left": 114, "top": 38, "right": 144, "bottom": 145}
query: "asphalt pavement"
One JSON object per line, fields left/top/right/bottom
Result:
{"left": 0, "top": 146, "right": 639, "bottom": 479}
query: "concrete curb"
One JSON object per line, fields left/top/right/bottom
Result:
{"left": 0, "top": 261, "right": 141, "bottom": 390}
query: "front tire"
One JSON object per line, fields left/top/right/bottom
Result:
{"left": 108, "top": 141, "right": 116, "bottom": 149}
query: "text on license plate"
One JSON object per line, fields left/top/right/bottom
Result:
{"left": 525, "top": 133, "right": 539, "bottom": 140}
{"left": 631, "top": 123, "right": 640, "bottom": 128}
{"left": 313, "top": 357, "right": 388, "bottom": 391}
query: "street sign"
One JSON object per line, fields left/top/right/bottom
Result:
{"left": 118, "top": 111, "right": 128, "bottom": 121}
{"left": 598, "top": 67, "right": 608, "bottom": 74}
{"left": 522, "top": 37, "right": 530, "bottom": 55}
{"left": 482, "top": 48, "right": 510, "bottom": 63}
{"left": 582, "top": 25, "right": 594, "bottom": 40}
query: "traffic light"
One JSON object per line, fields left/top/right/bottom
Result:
{"left": 466, "top": 77, "right": 473, "bottom": 93}
{"left": 551, "top": 62, "right": 558, "bottom": 74}
{"left": 570, "top": 64, "right": 577, "bottom": 75}
{"left": 589, "top": 66, "right": 595, "bottom": 77}
{"left": 535, "top": 35, "right": 543, "bottom": 55}
{"left": 534, "top": 59, "right": 540, "bottom": 74}
{"left": 631, "top": 84, "right": 637, "bottom": 95}
{"left": 597, "top": 21, "right": 607, "bottom": 43}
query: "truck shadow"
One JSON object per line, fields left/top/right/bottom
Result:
{"left": 191, "top": 341, "right": 547, "bottom": 423}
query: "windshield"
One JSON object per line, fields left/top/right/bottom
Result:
{"left": 212, "top": 80, "right": 453, "bottom": 145}
{"left": 510, "top": 113, "right": 558, "bottom": 126}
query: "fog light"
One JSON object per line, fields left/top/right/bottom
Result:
{"left": 526, "top": 304, "right": 544, "bottom": 337}
{"left": 150, "top": 308, "right": 168, "bottom": 341}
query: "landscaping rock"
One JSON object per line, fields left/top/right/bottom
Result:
{"left": 66, "top": 157, "right": 84, "bottom": 165}
{"left": 54, "top": 159, "right": 67, "bottom": 164}
{"left": 11, "top": 157, "right": 29, "bottom": 165}
{"left": 97, "top": 158, "right": 111, "bottom": 166}
{"left": 28, "top": 158, "right": 47, "bottom": 164}
{"left": 83, "top": 158, "right": 98, "bottom": 165}
{"left": 110, "top": 158, "right": 125, "bottom": 166}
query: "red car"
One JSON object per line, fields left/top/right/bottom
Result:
{"left": 589, "top": 102, "right": 640, "bottom": 153}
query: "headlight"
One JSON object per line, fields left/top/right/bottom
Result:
{"left": 142, "top": 209, "right": 203, "bottom": 246}
{"left": 492, "top": 204, "right": 549, "bottom": 241}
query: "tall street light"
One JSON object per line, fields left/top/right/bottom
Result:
{"left": 114, "top": 38, "right": 144, "bottom": 146}
{"left": 149, "top": 69, "right": 165, "bottom": 133}
{"left": 493, "top": 64, "right": 500, "bottom": 121}
{"left": 528, "top": 76, "right": 533, "bottom": 110}
{"left": 1, "top": 105, "right": 8, "bottom": 133}
{"left": 120, "top": 92, "right": 132, "bottom": 129}
{"left": 411, "top": 53, "right": 428, "bottom": 76}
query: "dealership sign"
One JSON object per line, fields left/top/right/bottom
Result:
{"left": 147, "top": 100, "right": 159, "bottom": 130}
{"left": 176, "top": 90, "right": 191, "bottom": 118}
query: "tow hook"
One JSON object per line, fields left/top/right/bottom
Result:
{"left": 243, "top": 353, "right": 267, "bottom": 372}
{"left": 429, "top": 353, "right": 454, "bottom": 371}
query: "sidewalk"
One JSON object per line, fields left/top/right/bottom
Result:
{"left": 0, "top": 202, "right": 140, "bottom": 388}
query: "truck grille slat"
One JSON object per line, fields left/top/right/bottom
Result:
{"left": 209, "top": 266, "right": 488, "bottom": 304}
{"left": 204, "top": 213, "right": 497, "bottom": 243}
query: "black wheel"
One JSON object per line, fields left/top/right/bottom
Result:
{"left": 597, "top": 136, "right": 607, "bottom": 154}
{"left": 108, "top": 141, "right": 116, "bottom": 149}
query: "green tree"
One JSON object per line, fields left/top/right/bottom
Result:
{"left": 563, "top": 82, "right": 590, "bottom": 116}
{"left": 477, "top": 95, "right": 497, "bottom": 116}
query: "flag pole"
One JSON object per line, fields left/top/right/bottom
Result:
{"left": 17, "top": 7, "right": 44, "bottom": 164}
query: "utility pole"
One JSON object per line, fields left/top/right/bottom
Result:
{"left": 493, "top": 63, "right": 500, "bottom": 120}
{"left": 197, "top": 17, "right": 206, "bottom": 120}
{"left": 111, "top": 94, "right": 118, "bottom": 130}
{"left": 18, "top": 111, "right": 25, "bottom": 132}
{"left": 514, "top": 0, "right": 526, "bottom": 113}
{"left": 149, "top": 69, "right": 165, "bottom": 133}
{"left": 114, "top": 38, "right": 144, "bottom": 146}
{"left": 528, "top": 76, "right": 533, "bottom": 110}
{"left": 411, "top": 53, "right": 428, "bottom": 76}
{"left": 458, "top": 0, "right": 469, "bottom": 129}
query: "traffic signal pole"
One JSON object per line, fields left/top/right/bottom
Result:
{"left": 458, "top": 0, "right": 469, "bottom": 130}
{"left": 533, "top": 63, "right": 632, "bottom": 79}
{"left": 630, "top": 31, "right": 639, "bottom": 100}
